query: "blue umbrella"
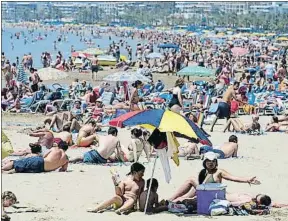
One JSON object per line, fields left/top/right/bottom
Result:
{"left": 158, "top": 43, "right": 179, "bottom": 49}
{"left": 109, "top": 109, "right": 212, "bottom": 145}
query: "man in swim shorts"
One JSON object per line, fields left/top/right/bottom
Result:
{"left": 70, "top": 127, "right": 122, "bottom": 164}
{"left": 2, "top": 140, "right": 69, "bottom": 173}
{"left": 210, "top": 81, "right": 246, "bottom": 132}
{"left": 200, "top": 135, "right": 238, "bottom": 159}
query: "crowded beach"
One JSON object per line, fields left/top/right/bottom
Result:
{"left": 1, "top": 21, "right": 288, "bottom": 221}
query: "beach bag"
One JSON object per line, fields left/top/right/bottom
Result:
{"left": 208, "top": 199, "right": 230, "bottom": 216}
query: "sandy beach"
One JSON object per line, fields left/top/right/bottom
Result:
{"left": 2, "top": 110, "right": 288, "bottom": 221}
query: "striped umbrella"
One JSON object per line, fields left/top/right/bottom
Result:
{"left": 109, "top": 109, "right": 212, "bottom": 145}
{"left": 103, "top": 71, "right": 151, "bottom": 82}
{"left": 16, "top": 63, "right": 28, "bottom": 84}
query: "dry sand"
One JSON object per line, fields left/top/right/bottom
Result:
{"left": 2, "top": 70, "right": 288, "bottom": 221}
{"left": 2, "top": 113, "right": 288, "bottom": 221}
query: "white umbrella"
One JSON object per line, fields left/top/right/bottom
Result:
{"left": 37, "top": 67, "right": 68, "bottom": 81}
{"left": 103, "top": 71, "right": 151, "bottom": 82}
{"left": 146, "top": 52, "right": 164, "bottom": 59}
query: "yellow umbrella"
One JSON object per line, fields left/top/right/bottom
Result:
{"left": 217, "top": 32, "right": 225, "bottom": 36}
{"left": 266, "top": 33, "right": 276, "bottom": 36}
{"left": 277, "top": 37, "right": 288, "bottom": 41}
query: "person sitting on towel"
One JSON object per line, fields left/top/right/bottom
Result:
{"left": 210, "top": 81, "right": 246, "bottom": 132}
{"left": 69, "top": 127, "right": 122, "bottom": 164}
{"left": 2, "top": 140, "right": 69, "bottom": 173}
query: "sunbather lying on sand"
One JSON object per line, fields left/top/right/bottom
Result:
{"left": 178, "top": 141, "right": 200, "bottom": 159}
{"left": 223, "top": 115, "right": 260, "bottom": 133}
{"left": 70, "top": 127, "right": 121, "bottom": 164}
{"left": 44, "top": 112, "right": 70, "bottom": 133}
{"left": 266, "top": 116, "right": 288, "bottom": 132}
{"left": 29, "top": 128, "right": 54, "bottom": 150}
{"left": 226, "top": 192, "right": 288, "bottom": 208}
{"left": 198, "top": 135, "right": 239, "bottom": 159}
{"left": 87, "top": 162, "right": 145, "bottom": 215}
{"left": 2, "top": 140, "right": 69, "bottom": 174}
{"left": 168, "top": 152, "right": 260, "bottom": 202}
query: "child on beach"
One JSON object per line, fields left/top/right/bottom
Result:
{"left": 139, "top": 178, "right": 159, "bottom": 213}
{"left": 87, "top": 162, "right": 145, "bottom": 215}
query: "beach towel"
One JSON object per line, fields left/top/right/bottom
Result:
{"left": 166, "top": 132, "right": 180, "bottom": 166}
{"left": 156, "top": 148, "right": 172, "bottom": 183}
{"left": 208, "top": 103, "right": 219, "bottom": 114}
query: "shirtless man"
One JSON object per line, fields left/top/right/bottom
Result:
{"left": 70, "top": 127, "right": 121, "bottom": 164}
{"left": 199, "top": 135, "right": 238, "bottom": 159}
{"left": 91, "top": 55, "right": 99, "bottom": 81}
{"left": 210, "top": 81, "right": 245, "bottom": 132}
{"left": 2, "top": 140, "right": 69, "bottom": 173}
{"left": 76, "top": 119, "right": 98, "bottom": 147}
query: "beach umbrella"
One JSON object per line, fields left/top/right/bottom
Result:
{"left": 177, "top": 66, "right": 214, "bottom": 77}
{"left": 109, "top": 109, "right": 212, "bottom": 145}
{"left": 259, "top": 37, "right": 267, "bottom": 41}
{"left": 277, "top": 37, "right": 288, "bottom": 41}
{"left": 71, "top": 51, "right": 89, "bottom": 58}
{"left": 231, "top": 47, "right": 248, "bottom": 56}
{"left": 103, "top": 71, "right": 151, "bottom": 82}
{"left": 83, "top": 48, "right": 104, "bottom": 55}
{"left": 146, "top": 52, "right": 164, "bottom": 59}
{"left": 16, "top": 63, "right": 28, "bottom": 84}
{"left": 259, "top": 55, "right": 271, "bottom": 60}
{"left": 37, "top": 67, "right": 68, "bottom": 81}
{"left": 268, "top": 46, "right": 279, "bottom": 51}
{"left": 109, "top": 109, "right": 212, "bottom": 214}
{"left": 158, "top": 43, "right": 179, "bottom": 49}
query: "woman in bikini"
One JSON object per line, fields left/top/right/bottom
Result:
{"left": 122, "top": 129, "right": 151, "bottom": 163}
{"left": 129, "top": 80, "right": 144, "bottom": 111}
{"left": 87, "top": 162, "right": 145, "bottom": 215}
{"left": 168, "top": 152, "right": 260, "bottom": 202}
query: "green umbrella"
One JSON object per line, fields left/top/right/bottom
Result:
{"left": 177, "top": 66, "right": 215, "bottom": 77}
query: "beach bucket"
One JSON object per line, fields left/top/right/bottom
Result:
{"left": 196, "top": 183, "right": 226, "bottom": 215}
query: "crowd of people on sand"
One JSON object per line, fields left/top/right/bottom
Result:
{"left": 2, "top": 23, "right": 288, "bottom": 219}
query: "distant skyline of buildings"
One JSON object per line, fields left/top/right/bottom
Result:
{"left": 2, "top": 1, "right": 288, "bottom": 21}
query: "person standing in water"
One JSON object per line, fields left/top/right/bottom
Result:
{"left": 91, "top": 55, "right": 99, "bottom": 81}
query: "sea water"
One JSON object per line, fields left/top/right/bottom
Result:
{"left": 2, "top": 27, "right": 146, "bottom": 68}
